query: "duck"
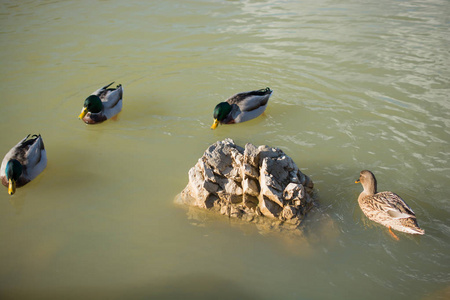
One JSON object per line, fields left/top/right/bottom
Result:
{"left": 355, "top": 170, "right": 424, "bottom": 240}
{"left": 1, "top": 134, "right": 47, "bottom": 195}
{"left": 210, "top": 87, "right": 273, "bottom": 130}
{"left": 78, "top": 82, "right": 123, "bottom": 124}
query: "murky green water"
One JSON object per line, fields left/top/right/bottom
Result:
{"left": 0, "top": 0, "right": 449, "bottom": 299}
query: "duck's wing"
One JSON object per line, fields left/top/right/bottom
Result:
{"left": 24, "top": 135, "right": 44, "bottom": 167}
{"left": 23, "top": 135, "right": 47, "bottom": 180}
{"left": 227, "top": 88, "right": 272, "bottom": 112}
{"left": 102, "top": 84, "right": 123, "bottom": 109}
{"left": 103, "top": 99, "right": 123, "bottom": 119}
{"left": 374, "top": 192, "right": 416, "bottom": 219}
{"left": 92, "top": 82, "right": 115, "bottom": 97}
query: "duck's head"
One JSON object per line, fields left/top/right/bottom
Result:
{"left": 78, "top": 95, "right": 102, "bottom": 119}
{"left": 211, "top": 102, "right": 232, "bottom": 130}
{"left": 5, "top": 159, "right": 22, "bottom": 195}
{"left": 355, "top": 170, "right": 377, "bottom": 194}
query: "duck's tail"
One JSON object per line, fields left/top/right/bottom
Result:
{"left": 409, "top": 227, "right": 425, "bottom": 235}
{"left": 402, "top": 219, "right": 425, "bottom": 235}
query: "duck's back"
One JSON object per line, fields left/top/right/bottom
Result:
{"left": 359, "top": 191, "right": 424, "bottom": 235}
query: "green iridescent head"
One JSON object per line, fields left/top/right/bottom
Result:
{"left": 211, "top": 102, "right": 232, "bottom": 129}
{"left": 5, "top": 159, "right": 22, "bottom": 195}
{"left": 79, "top": 95, "right": 102, "bottom": 119}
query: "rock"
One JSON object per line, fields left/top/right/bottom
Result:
{"left": 244, "top": 143, "right": 260, "bottom": 167}
{"left": 243, "top": 177, "right": 259, "bottom": 197}
{"left": 259, "top": 170, "right": 284, "bottom": 207}
{"left": 283, "top": 183, "right": 305, "bottom": 203}
{"left": 243, "top": 194, "right": 259, "bottom": 209}
{"left": 242, "top": 163, "right": 258, "bottom": 178}
{"left": 186, "top": 165, "right": 208, "bottom": 207}
{"left": 177, "top": 139, "right": 315, "bottom": 230}
{"left": 281, "top": 205, "right": 297, "bottom": 220}
{"left": 259, "top": 195, "right": 283, "bottom": 218}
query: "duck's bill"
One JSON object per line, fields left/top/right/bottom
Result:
{"left": 355, "top": 180, "right": 360, "bottom": 184}
{"left": 210, "top": 119, "right": 219, "bottom": 130}
{"left": 8, "top": 179, "right": 16, "bottom": 195}
{"left": 78, "top": 107, "right": 88, "bottom": 119}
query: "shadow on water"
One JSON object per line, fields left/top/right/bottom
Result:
{"left": 1, "top": 273, "right": 262, "bottom": 300}
{"left": 176, "top": 195, "right": 341, "bottom": 258}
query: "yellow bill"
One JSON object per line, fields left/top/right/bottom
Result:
{"left": 8, "top": 178, "right": 16, "bottom": 195}
{"left": 78, "top": 107, "right": 88, "bottom": 119}
{"left": 210, "top": 119, "right": 219, "bottom": 130}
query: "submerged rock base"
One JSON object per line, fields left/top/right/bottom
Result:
{"left": 177, "top": 139, "right": 315, "bottom": 229}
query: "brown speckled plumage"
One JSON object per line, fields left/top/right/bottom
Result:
{"left": 356, "top": 170, "right": 424, "bottom": 235}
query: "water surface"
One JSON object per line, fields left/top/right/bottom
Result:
{"left": 0, "top": 0, "right": 449, "bottom": 299}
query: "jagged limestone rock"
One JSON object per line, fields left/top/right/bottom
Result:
{"left": 178, "top": 139, "right": 315, "bottom": 229}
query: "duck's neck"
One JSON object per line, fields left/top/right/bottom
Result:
{"left": 363, "top": 179, "right": 377, "bottom": 195}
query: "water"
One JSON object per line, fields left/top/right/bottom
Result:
{"left": 0, "top": 0, "right": 449, "bottom": 299}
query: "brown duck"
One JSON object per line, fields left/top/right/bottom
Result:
{"left": 356, "top": 170, "right": 424, "bottom": 240}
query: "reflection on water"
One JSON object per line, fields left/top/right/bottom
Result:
{"left": 9, "top": 196, "right": 25, "bottom": 214}
{"left": 0, "top": 0, "right": 449, "bottom": 299}
{"left": 4, "top": 273, "right": 262, "bottom": 300}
